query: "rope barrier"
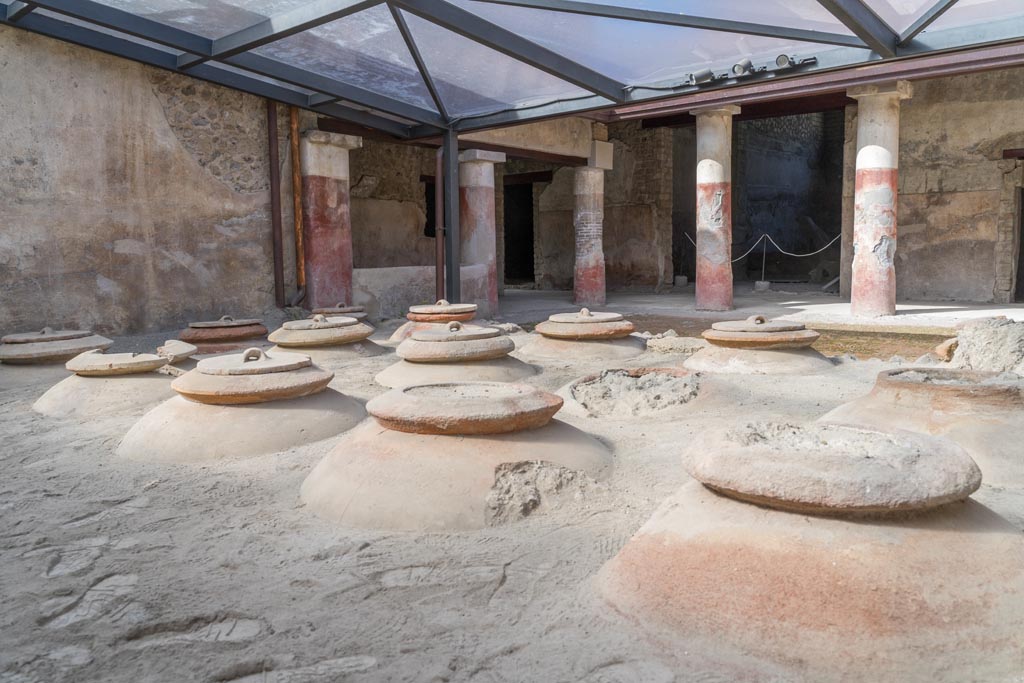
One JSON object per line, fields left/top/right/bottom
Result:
{"left": 683, "top": 232, "right": 840, "bottom": 261}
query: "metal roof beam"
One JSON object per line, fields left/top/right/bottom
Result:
{"left": 392, "top": 0, "right": 627, "bottom": 102}
{"left": 5, "top": 2, "right": 34, "bottom": 21}
{"left": 178, "top": 0, "right": 381, "bottom": 69}
{"left": 17, "top": 0, "right": 212, "bottom": 54}
{"left": 815, "top": 0, "right": 898, "bottom": 57}
{"left": 10, "top": 0, "right": 443, "bottom": 126}
{"left": 471, "top": 0, "right": 868, "bottom": 49}
{"left": 899, "top": 0, "right": 960, "bottom": 45}
{"left": 2, "top": 11, "right": 430, "bottom": 138}
{"left": 388, "top": 1, "right": 450, "bottom": 120}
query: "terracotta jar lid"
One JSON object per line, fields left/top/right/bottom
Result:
{"left": 65, "top": 349, "right": 168, "bottom": 376}
{"left": 406, "top": 299, "right": 477, "bottom": 323}
{"left": 874, "top": 368, "right": 1024, "bottom": 409}
{"left": 268, "top": 315, "right": 374, "bottom": 348}
{"left": 2, "top": 327, "right": 91, "bottom": 344}
{"left": 535, "top": 308, "right": 635, "bottom": 340}
{"left": 172, "top": 347, "right": 333, "bottom": 405}
{"left": 367, "top": 382, "right": 563, "bottom": 435}
{"left": 687, "top": 422, "right": 981, "bottom": 517}
{"left": 549, "top": 309, "right": 624, "bottom": 324}
{"left": 0, "top": 330, "right": 113, "bottom": 364}
{"left": 311, "top": 304, "right": 367, "bottom": 320}
{"left": 157, "top": 340, "right": 197, "bottom": 364}
{"left": 398, "top": 322, "right": 514, "bottom": 363}
{"left": 702, "top": 315, "right": 819, "bottom": 349}
{"left": 188, "top": 315, "right": 263, "bottom": 329}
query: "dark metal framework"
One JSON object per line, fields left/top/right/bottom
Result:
{"left": 1, "top": 0, "right": 1022, "bottom": 140}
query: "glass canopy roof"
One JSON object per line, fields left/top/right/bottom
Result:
{"left": 2, "top": 0, "right": 1023, "bottom": 136}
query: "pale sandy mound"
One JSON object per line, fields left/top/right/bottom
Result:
{"left": 952, "top": 318, "right": 1024, "bottom": 375}
{"left": 571, "top": 369, "right": 699, "bottom": 417}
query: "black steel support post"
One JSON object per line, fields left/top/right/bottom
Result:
{"left": 442, "top": 128, "right": 461, "bottom": 302}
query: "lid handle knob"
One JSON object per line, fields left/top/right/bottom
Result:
{"left": 39, "top": 326, "right": 54, "bottom": 335}
{"left": 242, "top": 347, "right": 266, "bottom": 363}
{"left": 219, "top": 315, "right": 234, "bottom": 322}
{"left": 435, "top": 299, "right": 450, "bottom": 306}
{"left": 579, "top": 308, "right": 592, "bottom": 317}
{"left": 746, "top": 315, "right": 768, "bottom": 325}
{"left": 312, "top": 314, "right": 328, "bottom": 324}
{"left": 447, "top": 321, "right": 463, "bottom": 332}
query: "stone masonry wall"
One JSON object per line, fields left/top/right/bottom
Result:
{"left": 841, "top": 68, "right": 1024, "bottom": 302}
{"left": 531, "top": 121, "right": 674, "bottom": 290}
{"left": 0, "top": 26, "right": 278, "bottom": 335}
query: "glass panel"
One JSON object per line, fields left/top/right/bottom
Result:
{"left": 94, "top": 1, "right": 315, "bottom": 39}
{"left": 400, "top": 10, "right": 594, "bottom": 118}
{"left": 925, "top": 0, "right": 1024, "bottom": 34}
{"left": 252, "top": 5, "right": 437, "bottom": 111}
{"left": 453, "top": 1, "right": 838, "bottom": 86}
{"left": 579, "top": 0, "right": 856, "bottom": 34}
{"left": 861, "top": 0, "right": 935, "bottom": 33}
{"left": 36, "top": 8, "right": 183, "bottom": 54}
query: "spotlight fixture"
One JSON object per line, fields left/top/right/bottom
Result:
{"left": 776, "top": 54, "right": 796, "bottom": 68}
{"left": 690, "top": 68, "right": 714, "bottom": 85}
{"left": 731, "top": 58, "right": 754, "bottom": 77}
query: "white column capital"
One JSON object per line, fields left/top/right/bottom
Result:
{"left": 689, "top": 104, "right": 741, "bottom": 118}
{"left": 588, "top": 140, "right": 614, "bottom": 170}
{"left": 300, "top": 131, "right": 361, "bottom": 179}
{"left": 458, "top": 149, "right": 506, "bottom": 164}
{"left": 847, "top": 80, "right": 913, "bottom": 102}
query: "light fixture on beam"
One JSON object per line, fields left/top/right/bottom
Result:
{"left": 731, "top": 58, "right": 754, "bottom": 77}
{"left": 690, "top": 68, "right": 714, "bottom": 85}
{"left": 776, "top": 54, "right": 818, "bottom": 69}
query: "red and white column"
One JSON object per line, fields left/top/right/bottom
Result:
{"left": 847, "top": 81, "right": 912, "bottom": 317}
{"left": 691, "top": 105, "right": 739, "bottom": 311}
{"left": 300, "top": 131, "right": 361, "bottom": 309}
{"left": 573, "top": 140, "right": 614, "bottom": 307}
{"left": 459, "top": 149, "right": 505, "bottom": 317}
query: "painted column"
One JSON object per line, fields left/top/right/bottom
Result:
{"left": 459, "top": 149, "right": 505, "bottom": 317}
{"left": 847, "top": 81, "right": 912, "bottom": 317}
{"left": 573, "top": 140, "right": 615, "bottom": 307}
{"left": 691, "top": 105, "right": 740, "bottom": 311}
{"left": 299, "top": 130, "right": 362, "bottom": 309}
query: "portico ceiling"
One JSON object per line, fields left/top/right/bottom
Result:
{"left": 2, "top": 0, "right": 1022, "bottom": 138}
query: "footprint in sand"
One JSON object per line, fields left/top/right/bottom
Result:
{"left": 126, "top": 617, "right": 264, "bottom": 648}
{"left": 224, "top": 656, "right": 377, "bottom": 682}
{"left": 41, "top": 574, "right": 140, "bottom": 628}
{"left": 62, "top": 497, "right": 149, "bottom": 529}
{"left": 21, "top": 536, "right": 110, "bottom": 577}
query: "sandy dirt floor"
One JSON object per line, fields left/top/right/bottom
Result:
{"left": 2, "top": 311, "right": 1022, "bottom": 682}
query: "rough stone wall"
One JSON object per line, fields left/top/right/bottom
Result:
{"left": 348, "top": 140, "right": 437, "bottom": 269}
{"left": 841, "top": 68, "right": 1024, "bottom": 302}
{"left": 0, "top": 26, "right": 277, "bottom": 335}
{"left": 530, "top": 121, "right": 674, "bottom": 290}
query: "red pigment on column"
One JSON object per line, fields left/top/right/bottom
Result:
{"left": 574, "top": 168, "right": 606, "bottom": 307}
{"left": 460, "top": 184, "right": 499, "bottom": 315}
{"left": 302, "top": 175, "right": 352, "bottom": 309}
{"left": 851, "top": 167, "right": 898, "bottom": 317}
{"left": 695, "top": 180, "right": 732, "bottom": 311}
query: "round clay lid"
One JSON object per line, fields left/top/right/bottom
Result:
{"left": 196, "top": 347, "right": 311, "bottom": 376}
{"left": 282, "top": 314, "right": 359, "bottom": 331}
{"left": 710, "top": 315, "right": 806, "bottom": 333}
{"left": 65, "top": 349, "right": 168, "bottom": 376}
{"left": 687, "top": 422, "right": 981, "bottom": 517}
{"left": 410, "top": 321, "right": 501, "bottom": 343}
{"left": 157, "top": 340, "right": 197, "bottom": 363}
{"left": 548, "top": 308, "right": 624, "bottom": 324}
{"left": 2, "top": 327, "right": 92, "bottom": 344}
{"left": 367, "top": 382, "right": 563, "bottom": 435}
{"left": 189, "top": 315, "right": 263, "bottom": 329}
{"left": 408, "top": 299, "right": 477, "bottom": 316}
{"left": 312, "top": 304, "right": 365, "bottom": 315}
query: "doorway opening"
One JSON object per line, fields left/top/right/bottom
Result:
{"left": 503, "top": 183, "right": 535, "bottom": 285}
{"left": 1015, "top": 188, "right": 1024, "bottom": 302}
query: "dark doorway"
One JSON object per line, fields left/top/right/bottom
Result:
{"left": 1016, "top": 189, "right": 1024, "bottom": 302}
{"left": 504, "top": 183, "right": 535, "bottom": 283}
